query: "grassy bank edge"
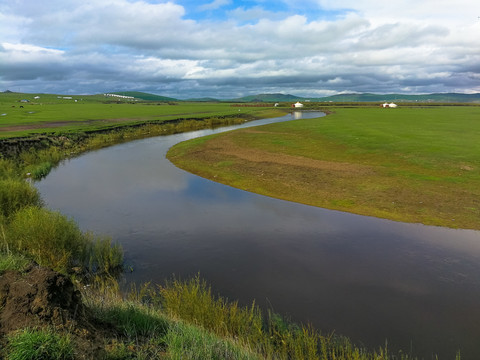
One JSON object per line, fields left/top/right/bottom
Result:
{"left": 167, "top": 106, "right": 480, "bottom": 230}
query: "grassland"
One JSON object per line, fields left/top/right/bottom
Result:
{"left": 0, "top": 92, "right": 283, "bottom": 138}
{"left": 168, "top": 106, "right": 480, "bottom": 230}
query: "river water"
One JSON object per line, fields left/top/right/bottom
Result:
{"left": 36, "top": 112, "right": 480, "bottom": 359}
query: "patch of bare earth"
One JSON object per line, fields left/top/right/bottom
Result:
{"left": 0, "top": 264, "right": 114, "bottom": 359}
{"left": 204, "top": 135, "right": 373, "bottom": 176}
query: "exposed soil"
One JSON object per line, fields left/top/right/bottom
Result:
{"left": 0, "top": 264, "right": 113, "bottom": 359}
{"left": 206, "top": 132, "right": 373, "bottom": 175}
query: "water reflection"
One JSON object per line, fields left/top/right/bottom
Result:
{"left": 293, "top": 111, "right": 304, "bottom": 119}
{"left": 36, "top": 112, "right": 480, "bottom": 359}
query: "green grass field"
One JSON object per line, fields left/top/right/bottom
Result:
{"left": 168, "top": 106, "right": 480, "bottom": 229}
{"left": 0, "top": 92, "right": 281, "bottom": 138}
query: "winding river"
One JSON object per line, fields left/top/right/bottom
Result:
{"left": 37, "top": 112, "right": 480, "bottom": 359}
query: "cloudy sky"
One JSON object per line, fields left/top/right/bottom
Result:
{"left": 1, "top": 0, "right": 480, "bottom": 99}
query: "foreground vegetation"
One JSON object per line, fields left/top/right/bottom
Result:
{"left": 1, "top": 252, "right": 432, "bottom": 360}
{"left": 168, "top": 106, "right": 480, "bottom": 230}
{"left": 0, "top": 98, "right": 463, "bottom": 358}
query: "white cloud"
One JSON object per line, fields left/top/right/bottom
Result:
{"left": 315, "top": 0, "right": 480, "bottom": 21}
{"left": 0, "top": 0, "right": 479, "bottom": 97}
{"left": 1, "top": 43, "right": 64, "bottom": 56}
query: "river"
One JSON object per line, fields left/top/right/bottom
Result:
{"left": 36, "top": 111, "right": 480, "bottom": 359}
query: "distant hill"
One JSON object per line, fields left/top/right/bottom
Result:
{"left": 314, "top": 93, "right": 480, "bottom": 103}
{"left": 4, "top": 90, "right": 480, "bottom": 103}
{"left": 110, "top": 91, "right": 178, "bottom": 101}
{"left": 225, "top": 92, "right": 480, "bottom": 103}
{"left": 185, "top": 97, "right": 221, "bottom": 102}
{"left": 230, "top": 93, "right": 303, "bottom": 102}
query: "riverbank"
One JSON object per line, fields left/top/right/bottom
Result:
{"left": 167, "top": 106, "right": 480, "bottom": 230}
{"left": 1, "top": 252, "right": 429, "bottom": 360}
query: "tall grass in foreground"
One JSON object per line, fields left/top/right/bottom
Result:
{"left": 157, "top": 276, "right": 419, "bottom": 360}
{"left": 84, "top": 286, "right": 260, "bottom": 360}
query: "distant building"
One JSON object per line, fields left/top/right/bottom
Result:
{"left": 382, "top": 102, "right": 398, "bottom": 108}
{"left": 293, "top": 102, "right": 304, "bottom": 108}
{"left": 34, "top": 96, "right": 40, "bottom": 99}
{"left": 104, "top": 93, "right": 135, "bottom": 99}
{"left": 20, "top": 99, "right": 30, "bottom": 103}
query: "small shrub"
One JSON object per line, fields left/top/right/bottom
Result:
{"left": 6, "top": 206, "right": 123, "bottom": 275}
{"left": 0, "top": 179, "right": 42, "bottom": 218}
{"left": 88, "top": 236, "right": 124, "bottom": 274}
{"left": 0, "top": 158, "right": 19, "bottom": 180}
{"left": 6, "top": 328, "right": 74, "bottom": 360}
{"left": 6, "top": 207, "right": 85, "bottom": 272}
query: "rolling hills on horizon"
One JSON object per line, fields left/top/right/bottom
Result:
{"left": 128, "top": 91, "right": 480, "bottom": 103}
{"left": 3, "top": 90, "right": 480, "bottom": 103}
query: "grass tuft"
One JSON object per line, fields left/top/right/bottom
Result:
{"left": 6, "top": 328, "right": 74, "bottom": 360}
{"left": 28, "top": 161, "right": 53, "bottom": 180}
{"left": 100, "top": 303, "right": 169, "bottom": 340}
{"left": 0, "top": 252, "right": 30, "bottom": 273}
{"left": 162, "top": 321, "right": 259, "bottom": 360}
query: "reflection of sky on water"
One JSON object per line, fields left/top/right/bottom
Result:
{"left": 36, "top": 112, "right": 480, "bottom": 359}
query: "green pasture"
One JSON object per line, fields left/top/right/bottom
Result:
{"left": 168, "top": 106, "right": 480, "bottom": 229}
{"left": 247, "top": 106, "right": 480, "bottom": 170}
{"left": 0, "top": 92, "right": 276, "bottom": 138}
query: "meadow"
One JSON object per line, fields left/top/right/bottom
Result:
{"left": 0, "top": 92, "right": 280, "bottom": 138}
{"left": 168, "top": 106, "right": 480, "bottom": 229}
